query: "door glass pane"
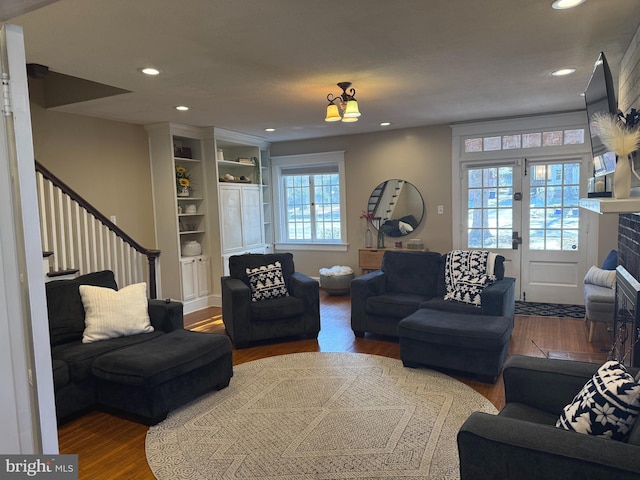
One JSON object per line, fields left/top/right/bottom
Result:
{"left": 467, "top": 166, "right": 513, "bottom": 249}
{"left": 528, "top": 162, "right": 580, "bottom": 251}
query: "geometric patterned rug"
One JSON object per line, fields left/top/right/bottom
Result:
{"left": 145, "top": 352, "right": 497, "bottom": 479}
{"left": 515, "top": 301, "right": 585, "bottom": 319}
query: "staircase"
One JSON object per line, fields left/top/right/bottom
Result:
{"left": 35, "top": 160, "right": 161, "bottom": 298}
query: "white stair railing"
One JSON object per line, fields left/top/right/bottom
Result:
{"left": 35, "top": 160, "right": 161, "bottom": 298}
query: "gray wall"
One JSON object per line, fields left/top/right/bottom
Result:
{"left": 29, "top": 78, "right": 155, "bottom": 248}
{"left": 270, "top": 125, "right": 453, "bottom": 276}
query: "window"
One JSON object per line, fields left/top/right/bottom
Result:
{"left": 271, "top": 151, "right": 346, "bottom": 250}
{"left": 467, "top": 166, "right": 514, "bottom": 249}
{"left": 529, "top": 162, "right": 580, "bottom": 251}
{"left": 463, "top": 128, "right": 585, "bottom": 153}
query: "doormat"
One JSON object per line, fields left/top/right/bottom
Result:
{"left": 515, "top": 301, "right": 585, "bottom": 318}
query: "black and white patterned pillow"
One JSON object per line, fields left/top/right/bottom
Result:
{"left": 246, "top": 261, "right": 289, "bottom": 302}
{"left": 556, "top": 361, "right": 640, "bottom": 441}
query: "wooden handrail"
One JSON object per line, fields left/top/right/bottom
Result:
{"left": 35, "top": 159, "right": 161, "bottom": 298}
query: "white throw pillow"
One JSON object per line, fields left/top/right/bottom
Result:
{"left": 584, "top": 265, "right": 616, "bottom": 289}
{"left": 398, "top": 221, "right": 414, "bottom": 234}
{"left": 80, "top": 282, "right": 153, "bottom": 343}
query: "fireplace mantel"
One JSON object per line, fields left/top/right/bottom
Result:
{"left": 579, "top": 197, "right": 640, "bottom": 214}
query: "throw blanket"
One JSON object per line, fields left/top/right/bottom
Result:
{"left": 444, "top": 250, "right": 496, "bottom": 306}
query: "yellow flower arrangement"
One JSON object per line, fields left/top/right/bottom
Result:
{"left": 176, "top": 166, "right": 191, "bottom": 193}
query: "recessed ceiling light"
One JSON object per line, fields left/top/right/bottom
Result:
{"left": 551, "top": 68, "right": 576, "bottom": 76}
{"left": 175, "top": 105, "right": 189, "bottom": 111}
{"left": 551, "top": 0, "right": 586, "bottom": 9}
{"left": 380, "top": 122, "right": 391, "bottom": 127}
{"left": 139, "top": 67, "right": 161, "bottom": 76}
{"left": 265, "top": 128, "right": 275, "bottom": 132}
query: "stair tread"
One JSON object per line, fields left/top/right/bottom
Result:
{"left": 47, "top": 268, "right": 79, "bottom": 278}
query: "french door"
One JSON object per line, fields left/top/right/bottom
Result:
{"left": 464, "top": 157, "right": 587, "bottom": 304}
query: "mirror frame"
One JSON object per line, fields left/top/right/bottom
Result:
{"left": 367, "top": 179, "right": 425, "bottom": 237}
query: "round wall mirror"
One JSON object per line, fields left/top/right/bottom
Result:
{"left": 367, "top": 179, "right": 424, "bottom": 237}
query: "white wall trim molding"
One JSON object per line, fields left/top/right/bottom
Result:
{"left": 0, "top": 24, "right": 58, "bottom": 454}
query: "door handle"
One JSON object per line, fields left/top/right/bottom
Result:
{"left": 512, "top": 231, "right": 523, "bottom": 250}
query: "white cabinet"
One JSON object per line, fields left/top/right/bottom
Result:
{"left": 220, "top": 184, "right": 264, "bottom": 252}
{"left": 180, "top": 257, "right": 197, "bottom": 301}
{"left": 213, "top": 129, "right": 270, "bottom": 275}
{"left": 197, "top": 255, "right": 211, "bottom": 297}
{"left": 180, "top": 255, "right": 211, "bottom": 302}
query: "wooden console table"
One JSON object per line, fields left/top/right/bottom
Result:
{"left": 358, "top": 247, "right": 428, "bottom": 274}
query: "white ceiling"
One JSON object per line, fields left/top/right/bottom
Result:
{"left": 4, "top": 0, "right": 640, "bottom": 142}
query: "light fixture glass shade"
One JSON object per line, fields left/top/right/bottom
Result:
{"left": 325, "top": 104, "right": 341, "bottom": 122}
{"left": 341, "top": 115, "right": 358, "bottom": 123}
{"left": 552, "top": 0, "right": 585, "bottom": 9}
{"left": 343, "top": 99, "right": 361, "bottom": 118}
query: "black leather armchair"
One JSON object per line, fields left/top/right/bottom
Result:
{"left": 457, "top": 355, "right": 640, "bottom": 479}
{"left": 221, "top": 253, "right": 320, "bottom": 348}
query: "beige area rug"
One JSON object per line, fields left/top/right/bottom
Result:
{"left": 145, "top": 352, "right": 497, "bottom": 479}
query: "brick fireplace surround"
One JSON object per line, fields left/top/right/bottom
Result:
{"left": 618, "top": 214, "right": 640, "bottom": 281}
{"left": 616, "top": 24, "right": 640, "bottom": 280}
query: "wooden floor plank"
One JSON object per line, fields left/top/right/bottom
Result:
{"left": 58, "top": 292, "right": 610, "bottom": 479}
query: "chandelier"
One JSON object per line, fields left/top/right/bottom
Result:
{"left": 325, "top": 82, "right": 361, "bottom": 122}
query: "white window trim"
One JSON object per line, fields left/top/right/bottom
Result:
{"left": 271, "top": 151, "right": 348, "bottom": 252}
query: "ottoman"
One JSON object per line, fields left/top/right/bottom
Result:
{"left": 319, "top": 266, "right": 354, "bottom": 295}
{"left": 92, "top": 329, "right": 233, "bottom": 424}
{"left": 398, "top": 308, "right": 512, "bottom": 383}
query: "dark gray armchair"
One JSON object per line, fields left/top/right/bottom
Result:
{"left": 457, "top": 355, "right": 640, "bottom": 479}
{"left": 351, "top": 251, "right": 443, "bottom": 337}
{"left": 221, "top": 253, "right": 320, "bottom": 348}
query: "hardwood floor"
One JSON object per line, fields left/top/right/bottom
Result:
{"left": 58, "top": 293, "right": 611, "bottom": 479}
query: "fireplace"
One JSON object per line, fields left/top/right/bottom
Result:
{"left": 612, "top": 265, "right": 640, "bottom": 367}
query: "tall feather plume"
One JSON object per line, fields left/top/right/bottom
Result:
{"left": 592, "top": 112, "right": 640, "bottom": 158}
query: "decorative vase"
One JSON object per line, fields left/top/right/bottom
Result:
{"left": 365, "top": 228, "right": 373, "bottom": 248}
{"left": 181, "top": 240, "right": 201, "bottom": 257}
{"left": 613, "top": 155, "right": 631, "bottom": 199}
{"left": 178, "top": 186, "right": 190, "bottom": 197}
{"left": 377, "top": 230, "right": 385, "bottom": 248}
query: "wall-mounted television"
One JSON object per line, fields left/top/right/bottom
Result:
{"left": 584, "top": 51, "right": 618, "bottom": 179}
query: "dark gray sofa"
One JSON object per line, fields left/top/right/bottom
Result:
{"left": 351, "top": 250, "right": 515, "bottom": 381}
{"left": 47, "top": 270, "right": 233, "bottom": 424}
{"left": 221, "top": 253, "right": 320, "bottom": 348}
{"left": 458, "top": 355, "right": 640, "bottom": 479}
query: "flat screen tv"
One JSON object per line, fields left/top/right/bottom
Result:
{"left": 584, "top": 51, "right": 618, "bottom": 178}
